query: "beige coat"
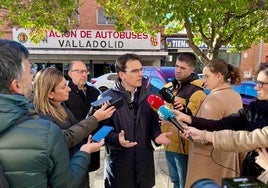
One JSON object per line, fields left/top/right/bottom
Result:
{"left": 213, "top": 128, "right": 268, "bottom": 153}
{"left": 213, "top": 127, "right": 268, "bottom": 184}
{"left": 185, "top": 83, "right": 243, "bottom": 187}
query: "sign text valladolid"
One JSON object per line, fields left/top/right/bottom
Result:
{"left": 13, "top": 29, "right": 160, "bottom": 50}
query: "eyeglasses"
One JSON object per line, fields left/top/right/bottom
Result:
{"left": 256, "top": 81, "right": 268, "bottom": 88}
{"left": 71, "top": 69, "right": 89, "bottom": 75}
{"left": 124, "top": 68, "right": 143, "bottom": 74}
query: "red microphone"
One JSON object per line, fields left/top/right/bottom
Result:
{"left": 147, "top": 94, "right": 164, "bottom": 111}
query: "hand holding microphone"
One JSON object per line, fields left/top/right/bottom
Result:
{"left": 159, "top": 87, "right": 188, "bottom": 112}
{"left": 147, "top": 94, "right": 193, "bottom": 142}
{"left": 158, "top": 87, "right": 174, "bottom": 103}
{"left": 157, "top": 105, "right": 193, "bottom": 142}
{"left": 147, "top": 94, "right": 173, "bottom": 145}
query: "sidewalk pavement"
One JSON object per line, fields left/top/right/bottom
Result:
{"left": 91, "top": 146, "right": 173, "bottom": 188}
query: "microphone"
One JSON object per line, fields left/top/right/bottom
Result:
{"left": 86, "top": 96, "right": 112, "bottom": 118}
{"left": 157, "top": 105, "right": 193, "bottom": 142}
{"left": 147, "top": 94, "right": 164, "bottom": 111}
{"left": 90, "top": 96, "right": 112, "bottom": 109}
{"left": 158, "top": 87, "right": 175, "bottom": 103}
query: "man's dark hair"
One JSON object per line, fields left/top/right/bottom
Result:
{"left": 0, "top": 39, "right": 30, "bottom": 94}
{"left": 177, "top": 52, "right": 197, "bottom": 67}
{"left": 115, "top": 53, "right": 142, "bottom": 73}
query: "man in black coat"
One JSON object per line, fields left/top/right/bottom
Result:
{"left": 65, "top": 60, "right": 101, "bottom": 188}
{"left": 101, "top": 53, "right": 172, "bottom": 188}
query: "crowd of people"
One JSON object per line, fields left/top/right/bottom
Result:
{"left": 174, "top": 64, "right": 268, "bottom": 185}
{"left": 0, "top": 38, "right": 267, "bottom": 188}
{"left": 0, "top": 39, "right": 104, "bottom": 188}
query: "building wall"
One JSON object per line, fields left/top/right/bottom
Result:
{"left": 80, "top": 0, "right": 111, "bottom": 30}
{"left": 1, "top": 0, "right": 167, "bottom": 78}
{"left": 1, "top": 0, "right": 268, "bottom": 79}
{"left": 240, "top": 42, "right": 268, "bottom": 80}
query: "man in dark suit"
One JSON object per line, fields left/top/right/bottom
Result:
{"left": 65, "top": 60, "right": 101, "bottom": 188}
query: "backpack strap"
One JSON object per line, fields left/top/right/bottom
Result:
{"left": 12, "top": 114, "right": 40, "bottom": 128}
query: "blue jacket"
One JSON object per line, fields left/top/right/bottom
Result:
{"left": 0, "top": 94, "right": 90, "bottom": 188}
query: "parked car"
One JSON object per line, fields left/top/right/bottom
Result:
{"left": 91, "top": 66, "right": 176, "bottom": 93}
{"left": 232, "top": 80, "right": 257, "bottom": 106}
{"left": 143, "top": 66, "right": 175, "bottom": 93}
{"left": 91, "top": 73, "right": 118, "bottom": 92}
{"left": 203, "top": 80, "right": 257, "bottom": 106}
{"left": 197, "top": 73, "right": 204, "bottom": 80}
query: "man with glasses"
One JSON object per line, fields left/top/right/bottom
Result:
{"left": 100, "top": 53, "right": 172, "bottom": 188}
{"left": 66, "top": 61, "right": 100, "bottom": 121}
{"left": 65, "top": 60, "right": 102, "bottom": 188}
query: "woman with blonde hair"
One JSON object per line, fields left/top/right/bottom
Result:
{"left": 34, "top": 67, "right": 115, "bottom": 147}
{"left": 33, "top": 67, "right": 115, "bottom": 188}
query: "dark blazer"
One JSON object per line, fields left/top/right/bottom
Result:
{"left": 41, "top": 104, "right": 98, "bottom": 148}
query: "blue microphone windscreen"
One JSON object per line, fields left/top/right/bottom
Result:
{"left": 158, "top": 105, "right": 175, "bottom": 120}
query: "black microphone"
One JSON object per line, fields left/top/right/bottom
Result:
{"left": 158, "top": 105, "right": 193, "bottom": 142}
{"left": 159, "top": 87, "right": 190, "bottom": 114}
{"left": 158, "top": 87, "right": 175, "bottom": 103}
{"left": 90, "top": 96, "right": 112, "bottom": 109}
{"left": 86, "top": 96, "right": 112, "bottom": 118}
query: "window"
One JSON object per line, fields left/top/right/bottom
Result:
{"left": 67, "top": 9, "right": 80, "bottom": 26}
{"left": 97, "top": 8, "right": 115, "bottom": 25}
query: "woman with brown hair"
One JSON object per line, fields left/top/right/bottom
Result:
{"left": 175, "top": 58, "right": 243, "bottom": 187}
